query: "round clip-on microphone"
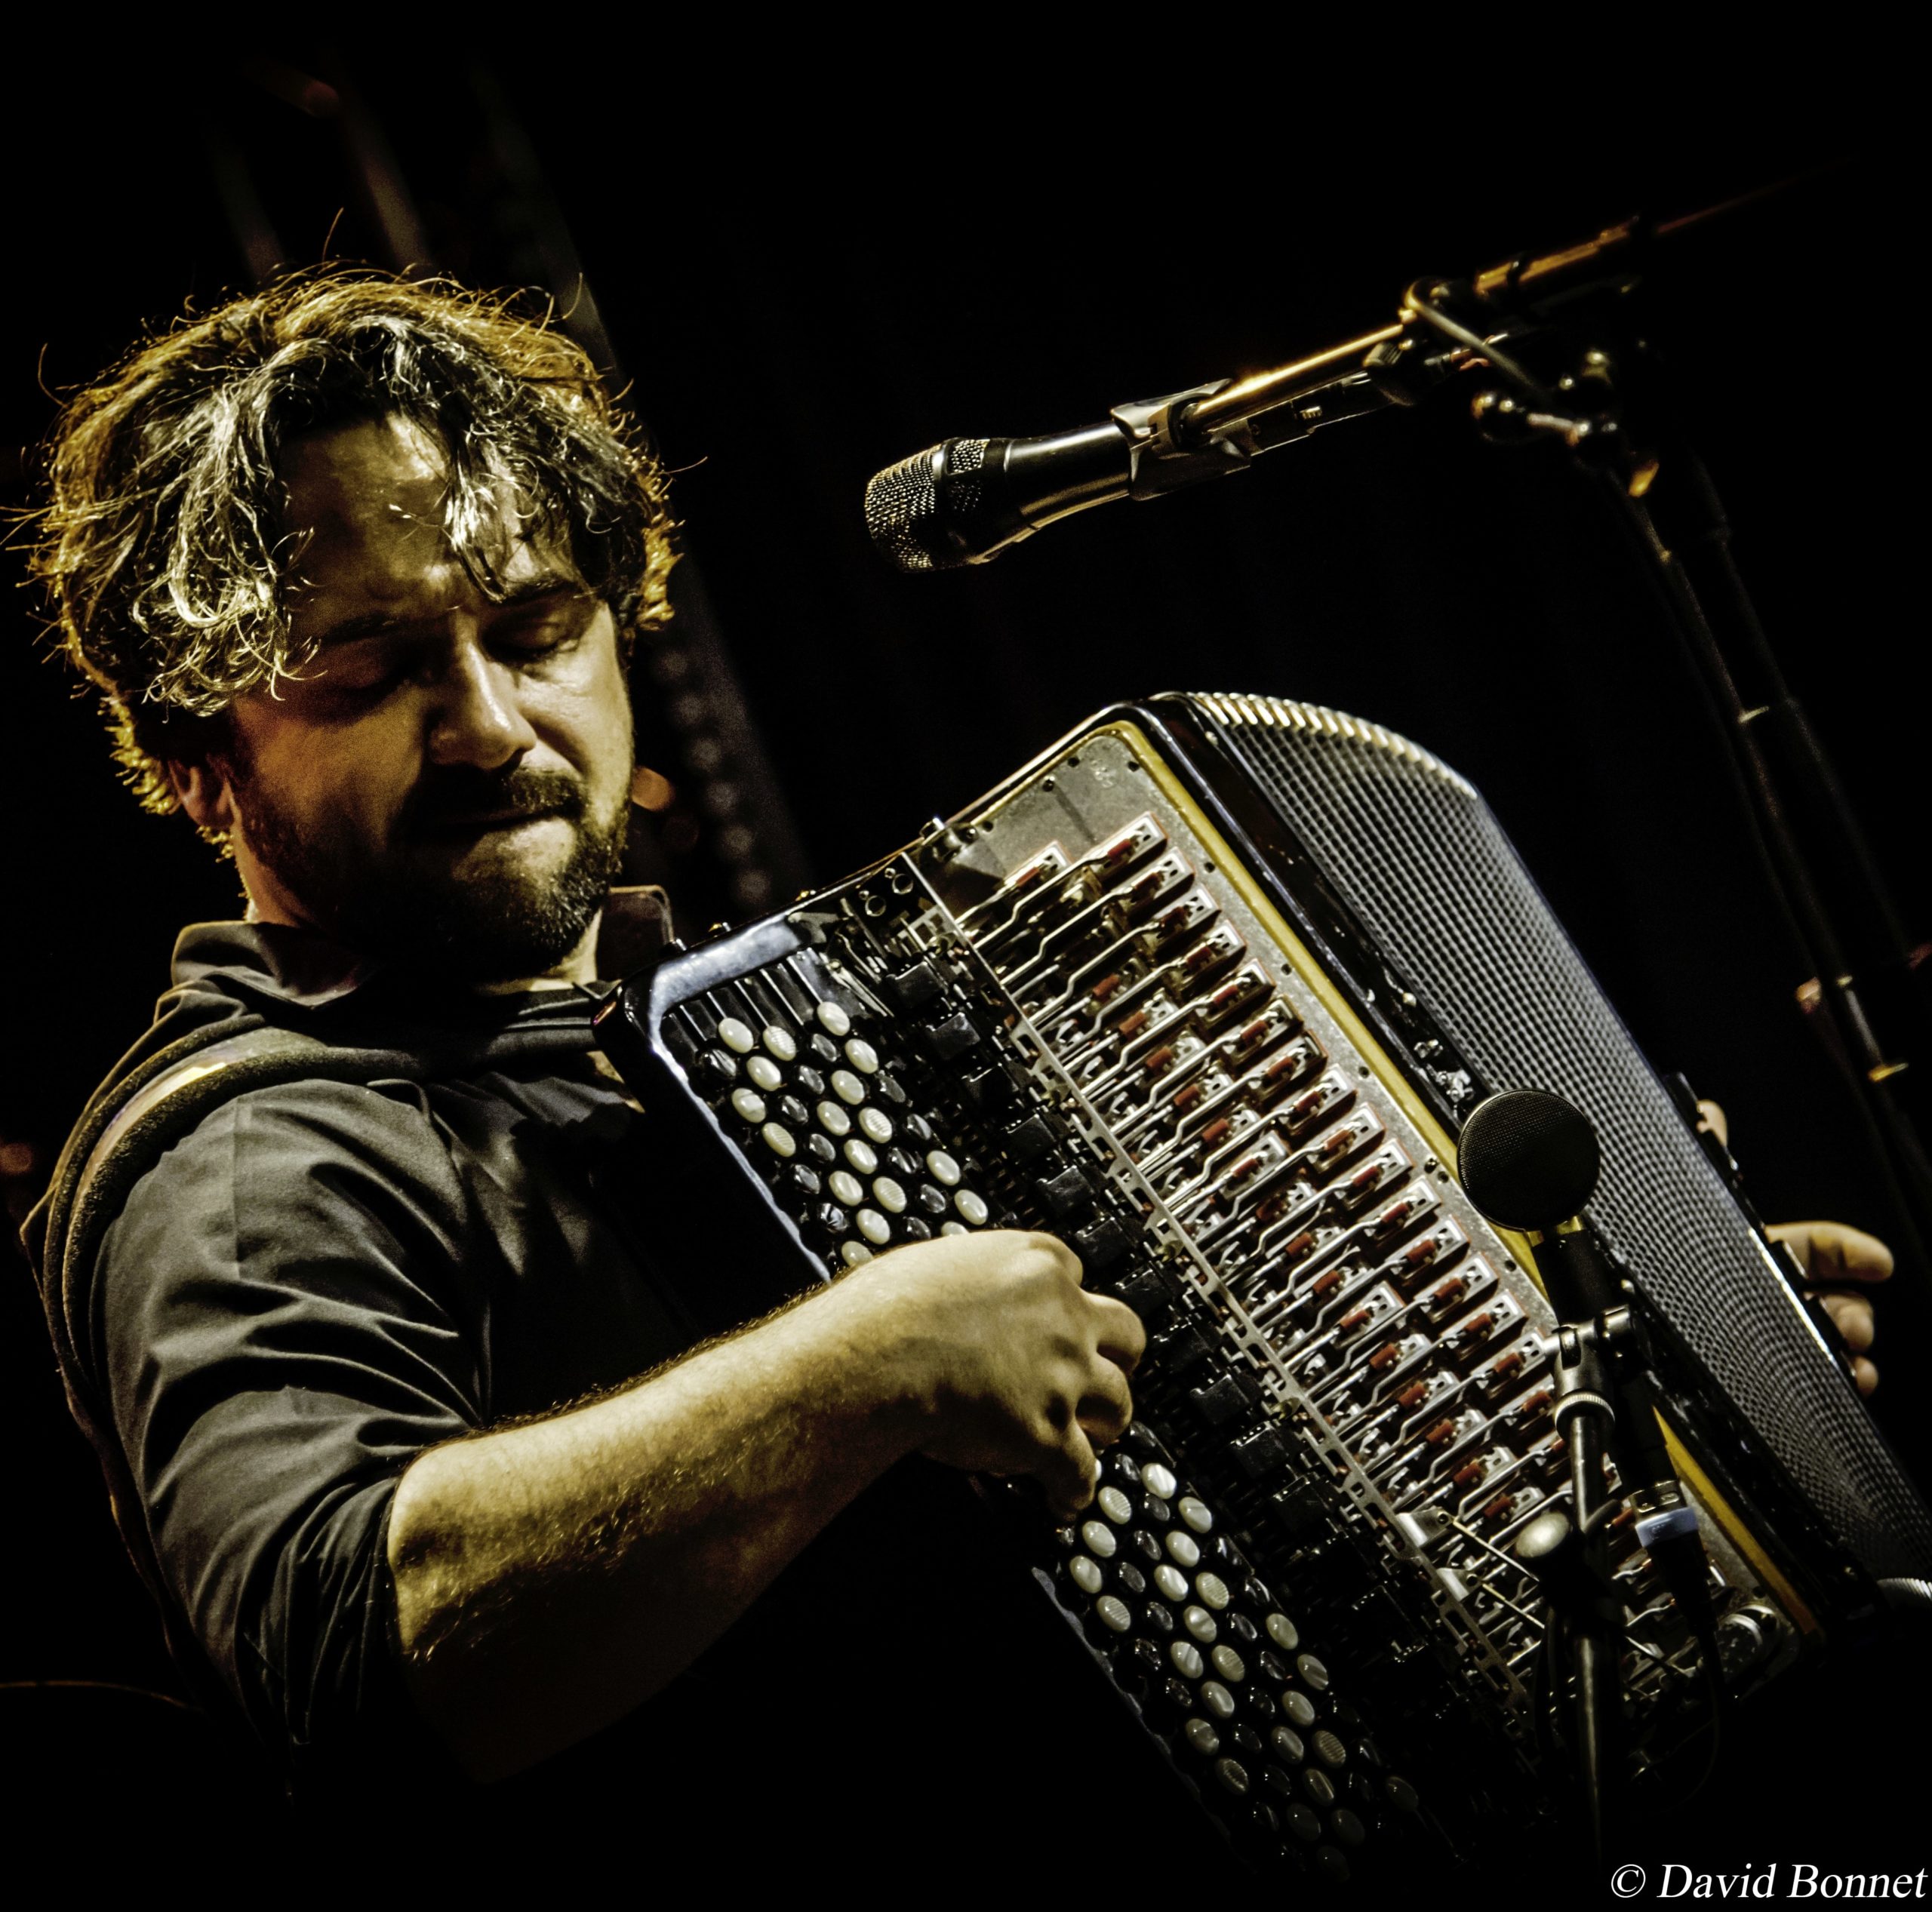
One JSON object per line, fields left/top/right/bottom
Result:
{"left": 1459, "top": 1089, "right": 1715, "bottom": 1639}
{"left": 1459, "top": 1089, "right": 1617, "bottom": 1319}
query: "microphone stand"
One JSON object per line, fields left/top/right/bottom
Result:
{"left": 1516, "top": 1299, "right": 1629, "bottom": 1868}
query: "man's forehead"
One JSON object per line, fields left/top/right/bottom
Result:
{"left": 281, "top": 414, "right": 572, "bottom": 619}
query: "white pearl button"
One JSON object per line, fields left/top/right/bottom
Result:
{"left": 817, "top": 1101, "right": 852, "bottom": 1137}
{"left": 716, "top": 1017, "right": 755, "bottom": 1054}
{"left": 1265, "top": 1612, "right": 1301, "bottom": 1652}
{"left": 844, "top": 1037, "right": 881, "bottom": 1074}
{"left": 761, "top": 1025, "right": 798, "bottom": 1061}
{"left": 844, "top": 1139, "right": 878, "bottom": 1174}
{"left": 872, "top": 1178, "right": 907, "bottom": 1214}
{"left": 829, "top": 1170, "right": 864, "bottom": 1207}
{"left": 1195, "top": 1572, "right": 1231, "bottom": 1611}
{"left": 858, "top": 1107, "right": 894, "bottom": 1144}
{"left": 729, "top": 1089, "right": 767, "bottom": 1124}
{"left": 745, "top": 1055, "right": 783, "bottom": 1092}
{"left": 760, "top": 1123, "right": 796, "bottom": 1158}
{"left": 1068, "top": 1555, "right": 1103, "bottom": 1595}
{"left": 1170, "top": 1640, "right": 1204, "bottom": 1680}
{"left": 1141, "top": 1462, "right": 1179, "bottom": 1501}
{"left": 1080, "top": 1520, "right": 1117, "bottom": 1560}
{"left": 1095, "top": 1595, "right": 1133, "bottom": 1634}
{"left": 1281, "top": 1690, "right": 1317, "bottom": 1728}
{"left": 926, "top": 1150, "right": 961, "bottom": 1187}
{"left": 955, "top": 1190, "right": 989, "bottom": 1225}
{"left": 832, "top": 1069, "right": 867, "bottom": 1105}
{"left": 1166, "top": 1532, "right": 1201, "bottom": 1569}
{"left": 857, "top": 1209, "right": 891, "bottom": 1246}
{"left": 1211, "top": 1645, "right": 1247, "bottom": 1683}
{"left": 940, "top": 1221, "right": 968, "bottom": 1237}
{"left": 1183, "top": 1605, "right": 1217, "bottom": 1643}
{"left": 1154, "top": 1565, "right": 1189, "bottom": 1602}
{"left": 1096, "top": 1486, "right": 1132, "bottom": 1524}
{"left": 1179, "top": 1496, "right": 1214, "bottom": 1534}
{"left": 816, "top": 1001, "right": 853, "bottom": 1037}
{"left": 1200, "top": 1681, "right": 1235, "bottom": 1720}
{"left": 1182, "top": 1717, "right": 1220, "bottom": 1757}
{"left": 841, "top": 1241, "right": 873, "bottom": 1268}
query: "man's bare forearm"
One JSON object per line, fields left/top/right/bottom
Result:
{"left": 386, "top": 1271, "right": 932, "bottom": 1781}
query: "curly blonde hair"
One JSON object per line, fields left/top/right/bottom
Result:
{"left": 28, "top": 268, "right": 677, "bottom": 813}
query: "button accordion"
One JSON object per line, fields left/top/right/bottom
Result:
{"left": 595, "top": 693, "right": 1932, "bottom": 1883}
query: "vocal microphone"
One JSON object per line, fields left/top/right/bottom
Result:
{"left": 862, "top": 383, "right": 1259, "bottom": 573}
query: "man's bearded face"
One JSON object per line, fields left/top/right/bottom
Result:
{"left": 212, "top": 415, "right": 636, "bottom": 985}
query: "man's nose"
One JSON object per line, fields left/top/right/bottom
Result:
{"left": 425, "top": 642, "right": 540, "bottom": 770}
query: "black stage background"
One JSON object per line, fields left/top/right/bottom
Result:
{"left": 0, "top": 51, "right": 1919, "bottom": 1876}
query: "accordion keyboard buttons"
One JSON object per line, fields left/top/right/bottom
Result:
{"left": 955, "top": 1191, "right": 990, "bottom": 1225}
{"left": 858, "top": 1107, "right": 894, "bottom": 1144}
{"left": 1264, "top": 1612, "right": 1300, "bottom": 1652}
{"left": 829, "top": 1170, "right": 863, "bottom": 1207}
{"left": 856, "top": 1210, "right": 891, "bottom": 1246}
{"left": 1281, "top": 1690, "right": 1318, "bottom": 1729}
{"left": 831, "top": 1069, "right": 866, "bottom": 1105}
{"left": 760, "top": 1124, "right": 796, "bottom": 1159}
{"left": 1081, "top": 1520, "right": 1117, "bottom": 1559}
{"left": 841, "top": 1242, "right": 872, "bottom": 1268}
{"left": 730, "top": 1090, "right": 767, "bottom": 1125}
{"left": 844, "top": 1139, "right": 878, "bottom": 1174}
{"left": 1171, "top": 1642, "right": 1204, "bottom": 1679}
{"left": 1095, "top": 1487, "right": 1133, "bottom": 1524}
{"left": 815, "top": 1000, "right": 853, "bottom": 1038}
{"left": 1177, "top": 1496, "right": 1213, "bottom": 1534}
{"left": 761, "top": 1025, "right": 798, "bottom": 1062}
{"left": 715, "top": 1018, "right": 755, "bottom": 1054}
{"left": 925, "top": 1150, "right": 962, "bottom": 1186}
{"left": 1154, "top": 1565, "right": 1189, "bottom": 1601}
{"left": 817, "top": 1101, "right": 852, "bottom": 1137}
{"left": 1140, "top": 1462, "right": 1179, "bottom": 1500}
{"left": 745, "top": 1055, "right": 783, "bottom": 1092}
{"left": 1166, "top": 1532, "right": 1201, "bottom": 1569}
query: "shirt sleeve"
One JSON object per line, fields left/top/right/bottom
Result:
{"left": 86, "top": 1077, "right": 491, "bottom": 1780}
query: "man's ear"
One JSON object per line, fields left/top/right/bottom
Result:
{"left": 168, "top": 759, "right": 239, "bottom": 838}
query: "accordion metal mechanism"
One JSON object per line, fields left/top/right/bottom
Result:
{"left": 595, "top": 692, "right": 1932, "bottom": 1883}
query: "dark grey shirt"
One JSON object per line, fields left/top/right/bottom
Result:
{"left": 48, "top": 914, "right": 697, "bottom": 1778}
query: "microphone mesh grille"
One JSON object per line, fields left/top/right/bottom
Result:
{"left": 863, "top": 440, "right": 988, "bottom": 573}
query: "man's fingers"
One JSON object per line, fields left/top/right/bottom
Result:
{"left": 1817, "top": 1291, "right": 1876, "bottom": 1355}
{"left": 1091, "top": 1294, "right": 1148, "bottom": 1374}
{"left": 1077, "top": 1358, "right": 1134, "bottom": 1446}
{"left": 1697, "top": 1099, "right": 1730, "bottom": 1149}
{"left": 1041, "top": 1422, "right": 1100, "bottom": 1518}
{"left": 1853, "top": 1356, "right": 1880, "bottom": 1397}
{"left": 1769, "top": 1220, "right": 1895, "bottom": 1286}
{"left": 1029, "top": 1231, "right": 1088, "bottom": 1286}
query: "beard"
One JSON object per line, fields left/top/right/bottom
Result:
{"left": 232, "top": 758, "right": 630, "bottom": 985}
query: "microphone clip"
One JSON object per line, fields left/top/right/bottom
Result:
{"left": 1109, "top": 381, "right": 1257, "bottom": 500}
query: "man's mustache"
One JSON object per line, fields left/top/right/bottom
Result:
{"left": 394, "top": 766, "right": 588, "bottom": 837}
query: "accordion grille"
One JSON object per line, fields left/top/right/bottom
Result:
{"left": 1178, "top": 691, "right": 1932, "bottom": 1583}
